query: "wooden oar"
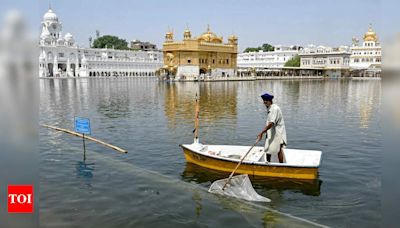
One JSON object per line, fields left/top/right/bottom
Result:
{"left": 222, "top": 138, "right": 260, "bottom": 190}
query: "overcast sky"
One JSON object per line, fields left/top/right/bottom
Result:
{"left": 1, "top": 0, "right": 398, "bottom": 52}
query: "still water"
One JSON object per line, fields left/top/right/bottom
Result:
{"left": 40, "top": 78, "right": 381, "bottom": 227}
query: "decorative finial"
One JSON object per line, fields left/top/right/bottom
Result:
{"left": 207, "top": 24, "right": 210, "bottom": 32}
{"left": 49, "top": 1, "right": 52, "bottom": 10}
{"left": 186, "top": 23, "right": 189, "bottom": 30}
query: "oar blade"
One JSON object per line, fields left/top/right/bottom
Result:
{"left": 208, "top": 174, "right": 270, "bottom": 202}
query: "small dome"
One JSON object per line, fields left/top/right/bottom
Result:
{"left": 43, "top": 9, "right": 58, "bottom": 22}
{"left": 197, "top": 25, "right": 223, "bottom": 43}
{"left": 165, "top": 30, "right": 173, "bottom": 41}
{"left": 64, "top": 33, "right": 74, "bottom": 41}
{"left": 183, "top": 27, "right": 191, "bottom": 39}
{"left": 228, "top": 34, "right": 238, "bottom": 40}
{"left": 364, "top": 25, "right": 378, "bottom": 42}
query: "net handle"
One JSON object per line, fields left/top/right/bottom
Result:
{"left": 222, "top": 138, "right": 260, "bottom": 190}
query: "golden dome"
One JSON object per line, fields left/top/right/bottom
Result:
{"left": 364, "top": 24, "right": 378, "bottom": 42}
{"left": 197, "top": 25, "right": 223, "bottom": 43}
{"left": 229, "top": 34, "right": 238, "bottom": 40}
{"left": 165, "top": 29, "right": 174, "bottom": 42}
{"left": 183, "top": 26, "right": 191, "bottom": 39}
{"left": 228, "top": 34, "right": 238, "bottom": 45}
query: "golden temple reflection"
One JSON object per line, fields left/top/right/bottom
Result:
{"left": 163, "top": 82, "right": 238, "bottom": 129}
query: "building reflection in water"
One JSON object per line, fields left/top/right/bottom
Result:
{"left": 163, "top": 81, "right": 238, "bottom": 132}
{"left": 93, "top": 79, "right": 131, "bottom": 119}
{"left": 353, "top": 80, "right": 380, "bottom": 129}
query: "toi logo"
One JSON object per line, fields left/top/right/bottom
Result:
{"left": 8, "top": 185, "right": 34, "bottom": 213}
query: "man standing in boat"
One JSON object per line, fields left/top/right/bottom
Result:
{"left": 257, "top": 93, "right": 287, "bottom": 163}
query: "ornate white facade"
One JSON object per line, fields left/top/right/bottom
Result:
{"left": 237, "top": 45, "right": 301, "bottom": 68}
{"left": 350, "top": 25, "right": 381, "bottom": 69}
{"left": 299, "top": 45, "right": 351, "bottom": 77}
{"left": 300, "top": 45, "right": 351, "bottom": 68}
{"left": 39, "top": 8, "right": 163, "bottom": 78}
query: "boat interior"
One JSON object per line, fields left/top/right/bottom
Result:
{"left": 184, "top": 143, "right": 322, "bottom": 167}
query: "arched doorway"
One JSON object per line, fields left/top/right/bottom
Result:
{"left": 48, "top": 63, "right": 53, "bottom": 77}
{"left": 58, "top": 63, "right": 67, "bottom": 75}
{"left": 71, "top": 64, "right": 76, "bottom": 76}
{"left": 199, "top": 68, "right": 207, "bottom": 75}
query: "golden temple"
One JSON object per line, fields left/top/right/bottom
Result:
{"left": 162, "top": 25, "right": 238, "bottom": 80}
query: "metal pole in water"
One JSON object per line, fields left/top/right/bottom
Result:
{"left": 83, "top": 133, "right": 86, "bottom": 161}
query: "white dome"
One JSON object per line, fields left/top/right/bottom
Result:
{"left": 43, "top": 9, "right": 58, "bottom": 22}
{"left": 64, "top": 33, "right": 74, "bottom": 41}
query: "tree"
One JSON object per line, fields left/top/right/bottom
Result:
{"left": 243, "top": 43, "right": 274, "bottom": 53}
{"left": 92, "top": 35, "right": 129, "bottom": 50}
{"left": 244, "top": 47, "right": 261, "bottom": 53}
{"left": 261, "top": 43, "right": 274, "bottom": 52}
{"left": 284, "top": 55, "right": 300, "bottom": 67}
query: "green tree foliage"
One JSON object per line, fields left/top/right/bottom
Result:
{"left": 244, "top": 43, "right": 274, "bottom": 53}
{"left": 284, "top": 55, "right": 300, "bottom": 67}
{"left": 92, "top": 35, "right": 129, "bottom": 50}
{"left": 244, "top": 47, "right": 261, "bottom": 52}
{"left": 261, "top": 43, "right": 274, "bottom": 52}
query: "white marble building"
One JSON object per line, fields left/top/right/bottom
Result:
{"left": 299, "top": 45, "right": 351, "bottom": 77}
{"left": 300, "top": 45, "right": 351, "bottom": 68}
{"left": 350, "top": 25, "right": 381, "bottom": 69}
{"left": 237, "top": 45, "right": 301, "bottom": 68}
{"left": 39, "top": 8, "right": 163, "bottom": 78}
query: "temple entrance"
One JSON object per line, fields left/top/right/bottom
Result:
{"left": 199, "top": 68, "right": 207, "bottom": 75}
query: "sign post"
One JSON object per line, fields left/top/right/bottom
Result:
{"left": 82, "top": 133, "right": 86, "bottom": 160}
{"left": 74, "top": 117, "right": 91, "bottom": 161}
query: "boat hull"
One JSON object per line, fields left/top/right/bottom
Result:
{"left": 182, "top": 146, "right": 319, "bottom": 180}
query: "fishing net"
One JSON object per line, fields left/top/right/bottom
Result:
{"left": 208, "top": 174, "right": 270, "bottom": 202}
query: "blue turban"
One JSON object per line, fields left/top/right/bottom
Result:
{"left": 261, "top": 93, "right": 274, "bottom": 101}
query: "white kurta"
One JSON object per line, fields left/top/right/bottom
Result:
{"left": 264, "top": 103, "right": 287, "bottom": 155}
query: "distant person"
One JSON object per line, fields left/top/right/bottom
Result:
{"left": 257, "top": 93, "right": 287, "bottom": 163}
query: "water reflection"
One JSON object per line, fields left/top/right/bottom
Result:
{"left": 163, "top": 82, "right": 238, "bottom": 128}
{"left": 191, "top": 190, "right": 202, "bottom": 218}
{"left": 39, "top": 78, "right": 381, "bottom": 227}
{"left": 181, "top": 162, "right": 321, "bottom": 197}
{"left": 76, "top": 161, "right": 95, "bottom": 189}
{"left": 94, "top": 80, "right": 131, "bottom": 119}
{"left": 349, "top": 80, "right": 381, "bottom": 129}
{"left": 98, "top": 96, "right": 130, "bottom": 118}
